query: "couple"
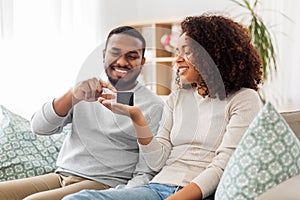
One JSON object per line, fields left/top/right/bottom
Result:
{"left": 0, "top": 14, "right": 262, "bottom": 200}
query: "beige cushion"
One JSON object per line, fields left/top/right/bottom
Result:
{"left": 257, "top": 174, "right": 300, "bottom": 200}
{"left": 281, "top": 111, "right": 300, "bottom": 140}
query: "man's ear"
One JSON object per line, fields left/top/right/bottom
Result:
{"left": 102, "top": 49, "right": 106, "bottom": 62}
{"left": 141, "top": 57, "right": 146, "bottom": 65}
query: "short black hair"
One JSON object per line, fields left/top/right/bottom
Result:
{"left": 105, "top": 26, "right": 146, "bottom": 57}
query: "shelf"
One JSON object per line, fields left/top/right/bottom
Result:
{"left": 147, "top": 57, "right": 176, "bottom": 63}
{"left": 123, "top": 19, "right": 180, "bottom": 95}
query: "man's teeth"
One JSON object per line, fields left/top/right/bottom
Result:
{"left": 115, "top": 68, "right": 127, "bottom": 73}
{"left": 178, "top": 68, "right": 188, "bottom": 73}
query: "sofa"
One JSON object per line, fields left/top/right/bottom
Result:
{"left": 0, "top": 104, "right": 300, "bottom": 199}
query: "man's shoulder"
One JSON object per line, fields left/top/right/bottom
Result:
{"left": 135, "top": 85, "right": 164, "bottom": 108}
{"left": 136, "top": 85, "right": 163, "bottom": 99}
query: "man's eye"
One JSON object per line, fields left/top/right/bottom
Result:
{"left": 127, "top": 55, "right": 138, "bottom": 60}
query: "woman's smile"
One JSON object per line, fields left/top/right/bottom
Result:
{"left": 178, "top": 66, "right": 189, "bottom": 75}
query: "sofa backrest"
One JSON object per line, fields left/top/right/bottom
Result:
{"left": 281, "top": 110, "right": 300, "bottom": 140}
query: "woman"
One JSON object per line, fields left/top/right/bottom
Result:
{"left": 63, "top": 14, "right": 263, "bottom": 200}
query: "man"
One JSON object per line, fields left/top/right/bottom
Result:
{"left": 0, "top": 26, "right": 164, "bottom": 200}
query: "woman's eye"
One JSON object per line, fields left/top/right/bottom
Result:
{"left": 175, "top": 50, "right": 182, "bottom": 57}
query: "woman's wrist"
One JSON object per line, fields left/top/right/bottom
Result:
{"left": 166, "top": 183, "right": 202, "bottom": 200}
{"left": 129, "top": 107, "right": 146, "bottom": 125}
{"left": 128, "top": 106, "right": 154, "bottom": 145}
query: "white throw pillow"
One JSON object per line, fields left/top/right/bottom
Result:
{"left": 215, "top": 102, "right": 300, "bottom": 200}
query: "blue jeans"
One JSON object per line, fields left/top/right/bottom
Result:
{"left": 63, "top": 183, "right": 215, "bottom": 200}
{"left": 63, "top": 183, "right": 181, "bottom": 200}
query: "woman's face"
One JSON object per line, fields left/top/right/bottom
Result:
{"left": 175, "top": 33, "right": 200, "bottom": 85}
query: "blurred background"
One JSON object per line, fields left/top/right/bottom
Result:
{"left": 0, "top": 0, "right": 299, "bottom": 119}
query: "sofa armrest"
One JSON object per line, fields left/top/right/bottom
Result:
{"left": 281, "top": 111, "right": 300, "bottom": 140}
{"left": 257, "top": 174, "right": 300, "bottom": 200}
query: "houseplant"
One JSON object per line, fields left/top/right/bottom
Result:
{"left": 231, "top": 0, "right": 277, "bottom": 79}
{"left": 230, "top": 0, "right": 278, "bottom": 102}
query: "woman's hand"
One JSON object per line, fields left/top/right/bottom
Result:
{"left": 99, "top": 97, "right": 154, "bottom": 145}
{"left": 98, "top": 97, "right": 140, "bottom": 118}
{"left": 166, "top": 183, "right": 202, "bottom": 200}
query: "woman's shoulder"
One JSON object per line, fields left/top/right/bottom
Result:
{"left": 168, "top": 87, "right": 195, "bottom": 99}
{"left": 227, "top": 88, "right": 262, "bottom": 107}
{"left": 229, "top": 88, "right": 259, "bottom": 99}
{"left": 163, "top": 88, "right": 192, "bottom": 107}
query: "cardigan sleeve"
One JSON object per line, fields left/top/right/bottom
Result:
{"left": 139, "top": 92, "right": 178, "bottom": 172}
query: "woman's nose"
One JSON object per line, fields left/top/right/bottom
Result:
{"left": 175, "top": 54, "right": 184, "bottom": 63}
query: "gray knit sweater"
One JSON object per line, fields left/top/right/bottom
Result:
{"left": 31, "top": 82, "right": 164, "bottom": 188}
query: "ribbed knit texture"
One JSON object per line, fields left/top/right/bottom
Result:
{"left": 31, "top": 82, "right": 164, "bottom": 188}
{"left": 140, "top": 87, "right": 262, "bottom": 198}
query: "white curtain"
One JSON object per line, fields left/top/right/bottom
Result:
{"left": 260, "top": 0, "right": 300, "bottom": 111}
{"left": 284, "top": 1, "right": 300, "bottom": 110}
{"left": 0, "top": 0, "right": 13, "bottom": 39}
{"left": 0, "top": 0, "right": 103, "bottom": 119}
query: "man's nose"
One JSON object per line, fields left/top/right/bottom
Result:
{"left": 116, "top": 55, "right": 128, "bottom": 66}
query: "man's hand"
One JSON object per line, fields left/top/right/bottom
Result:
{"left": 72, "top": 78, "right": 116, "bottom": 103}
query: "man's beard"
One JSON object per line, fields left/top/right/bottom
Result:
{"left": 105, "top": 67, "right": 140, "bottom": 89}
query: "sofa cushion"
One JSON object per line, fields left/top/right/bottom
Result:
{"left": 215, "top": 102, "right": 300, "bottom": 200}
{"left": 257, "top": 110, "right": 300, "bottom": 200}
{"left": 0, "top": 105, "right": 68, "bottom": 181}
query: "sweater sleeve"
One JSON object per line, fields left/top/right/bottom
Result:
{"left": 192, "top": 89, "right": 262, "bottom": 198}
{"left": 139, "top": 93, "right": 177, "bottom": 172}
{"left": 30, "top": 100, "right": 72, "bottom": 135}
{"left": 125, "top": 101, "right": 165, "bottom": 188}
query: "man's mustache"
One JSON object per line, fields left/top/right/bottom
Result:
{"left": 111, "top": 65, "right": 132, "bottom": 71}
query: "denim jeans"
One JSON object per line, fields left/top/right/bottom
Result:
{"left": 63, "top": 183, "right": 215, "bottom": 200}
{"left": 63, "top": 183, "right": 181, "bottom": 200}
{"left": 203, "top": 192, "right": 215, "bottom": 200}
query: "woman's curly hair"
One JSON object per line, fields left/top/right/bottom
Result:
{"left": 179, "top": 14, "right": 263, "bottom": 99}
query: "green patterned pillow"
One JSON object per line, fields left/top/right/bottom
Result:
{"left": 0, "top": 105, "right": 69, "bottom": 181}
{"left": 215, "top": 102, "right": 300, "bottom": 200}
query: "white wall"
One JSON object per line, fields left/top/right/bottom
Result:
{"left": 101, "top": 0, "right": 237, "bottom": 37}
{"left": 0, "top": 0, "right": 100, "bottom": 119}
